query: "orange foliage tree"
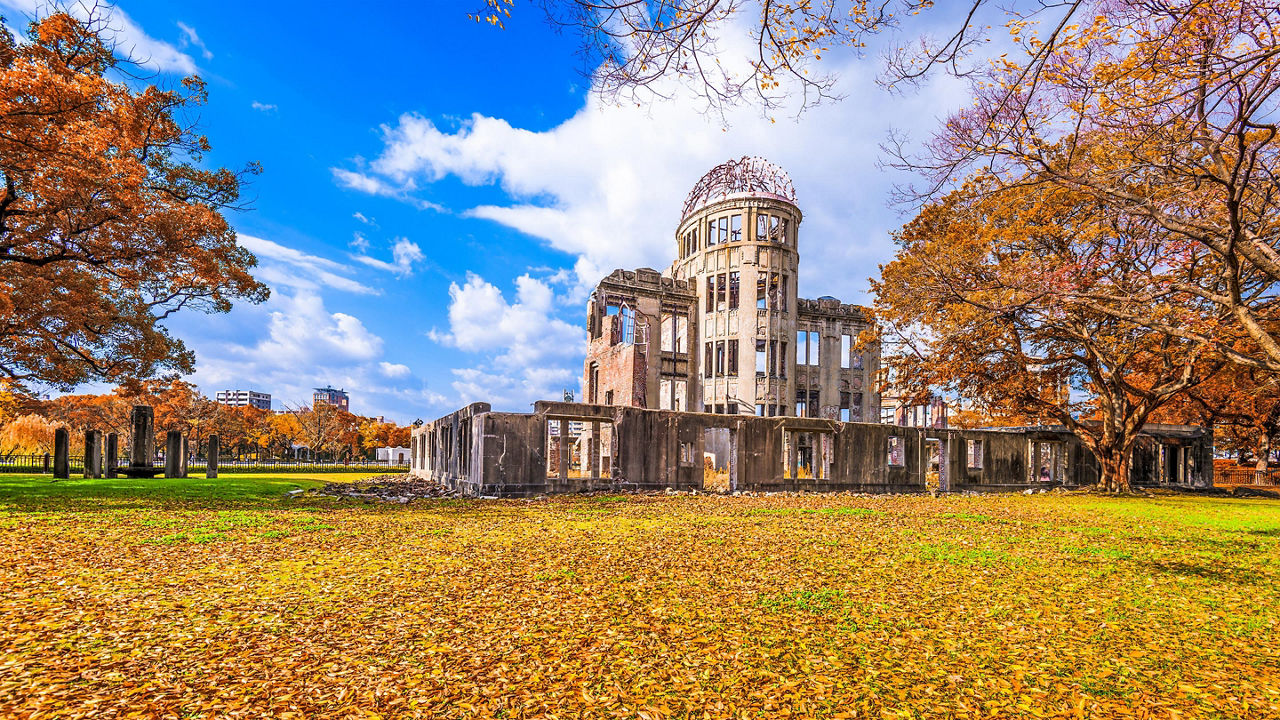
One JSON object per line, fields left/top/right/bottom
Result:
{"left": 0, "top": 12, "right": 267, "bottom": 391}
{"left": 874, "top": 180, "right": 1216, "bottom": 492}
{"left": 894, "top": 1, "right": 1280, "bottom": 374}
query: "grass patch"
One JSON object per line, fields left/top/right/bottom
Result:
{"left": 0, "top": 474, "right": 1277, "bottom": 717}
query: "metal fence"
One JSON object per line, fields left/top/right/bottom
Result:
{"left": 0, "top": 454, "right": 406, "bottom": 475}
{"left": 1215, "top": 465, "right": 1280, "bottom": 485}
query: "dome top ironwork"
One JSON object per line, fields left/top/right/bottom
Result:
{"left": 681, "top": 156, "right": 796, "bottom": 220}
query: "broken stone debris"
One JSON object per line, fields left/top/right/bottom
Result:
{"left": 301, "top": 474, "right": 460, "bottom": 502}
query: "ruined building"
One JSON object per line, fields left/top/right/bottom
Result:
{"left": 408, "top": 158, "right": 1213, "bottom": 496}
{"left": 584, "top": 157, "right": 879, "bottom": 421}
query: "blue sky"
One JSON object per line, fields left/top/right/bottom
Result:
{"left": 3, "top": 1, "right": 970, "bottom": 423}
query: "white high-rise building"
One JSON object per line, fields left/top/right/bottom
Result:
{"left": 215, "top": 390, "right": 272, "bottom": 410}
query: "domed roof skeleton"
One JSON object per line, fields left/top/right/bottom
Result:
{"left": 680, "top": 156, "right": 797, "bottom": 221}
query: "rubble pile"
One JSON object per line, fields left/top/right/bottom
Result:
{"left": 304, "top": 474, "right": 459, "bottom": 503}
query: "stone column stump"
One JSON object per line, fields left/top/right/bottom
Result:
{"left": 164, "top": 431, "right": 184, "bottom": 479}
{"left": 207, "top": 435, "right": 220, "bottom": 479}
{"left": 53, "top": 427, "right": 70, "bottom": 479}
{"left": 105, "top": 433, "right": 118, "bottom": 478}
{"left": 83, "top": 430, "right": 103, "bottom": 479}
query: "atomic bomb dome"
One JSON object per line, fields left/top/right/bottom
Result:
{"left": 582, "top": 156, "right": 880, "bottom": 424}
{"left": 681, "top": 156, "right": 797, "bottom": 221}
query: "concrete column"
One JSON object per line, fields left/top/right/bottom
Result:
{"left": 164, "top": 430, "right": 183, "bottom": 478}
{"left": 590, "top": 421, "right": 601, "bottom": 478}
{"left": 53, "top": 427, "right": 70, "bottom": 479}
{"left": 207, "top": 435, "right": 219, "bottom": 479}
{"left": 559, "top": 419, "right": 570, "bottom": 480}
{"left": 83, "top": 430, "right": 102, "bottom": 479}
{"left": 105, "top": 433, "right": 118, "bottom": 477}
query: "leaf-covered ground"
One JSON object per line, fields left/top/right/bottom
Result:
{"left": 1, "top": 474, "right": 1277, "bottom": 719}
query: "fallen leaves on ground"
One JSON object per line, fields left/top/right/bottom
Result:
{"left": 1, "top": 487, "right": 1277, "bottom": 718}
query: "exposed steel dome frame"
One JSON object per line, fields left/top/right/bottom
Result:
{"left": 680, "top": 156, "right": 796, "bottom": 220}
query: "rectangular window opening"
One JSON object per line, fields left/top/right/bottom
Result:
{"left": 967, "top": 439, "right": 984, "bottom": 469}
{"left": 888, "top": 436, "right": 905, "bottom": 467}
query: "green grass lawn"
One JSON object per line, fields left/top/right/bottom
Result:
{"left": 0, "top": 471, "right": 384, "bottom": 507}
{"left": 0, "top": 474, "right": 1277, "bottom": 718}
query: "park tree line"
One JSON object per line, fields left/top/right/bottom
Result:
{"left": 0, "top": 380, "right": 411, "bottom": 462}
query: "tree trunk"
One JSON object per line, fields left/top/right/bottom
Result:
{"left": 1256, "top": 434, "right": 1271, "bottom": 483}
{"left": 1097, "top": 454, "right": 1131, "bottom": 493}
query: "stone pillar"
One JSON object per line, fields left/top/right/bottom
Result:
{"left": 206, "top": 435, "right": 219, "bottom": 479}
{"left": 42, "top": 453, "right": 50, "bottom": 473}
{"left": 165, "top": 430, "right": 183, "bottom": 478}
{"left": 83, "top": 430, "right": 103, "bottom": 479}
{"left": 130, "top": 405, "right": 154, "bottom": 469}
{"left": 559, "top": 419, "right": 570, "bottom": 481}
{"left": 53, "top": 428, "right": 70, "bottom": 479}
{"left": 105, "top": 433, "right": 118, "bottom": 478}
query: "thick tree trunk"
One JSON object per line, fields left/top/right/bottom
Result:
{"left": 1097, "top": 454, "right": 1131, "bottom": 493}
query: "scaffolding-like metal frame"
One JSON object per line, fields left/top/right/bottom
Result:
{"left": 681, "top": 156, "right": 796, "bottom": 220}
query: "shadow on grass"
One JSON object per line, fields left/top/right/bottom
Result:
{"left": 1138, "top": 559, "right": 1269, "bottom": 586}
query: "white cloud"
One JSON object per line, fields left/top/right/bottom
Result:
{"left": 349, "top": 231, "right": 370, "bottom": 252}
{"left": 0, "top": 1, "right": 197, "bottom": 73}
{"left": 339, "top": 43, "right": 968, "bottom": 304}
{"left": 238, "top": 233, "right": 378, "bottom": 295}
{"left": 251, "top": 101, "right": 277, "bottom": 112}
{"left": 379, "top": 362, "right": 411, "bottom": 378}
{"left": 331, "top": 168, "right": 445, "bottom": 212}
{"left": 353, "top": 212, "right": 376, "bottom": 226}
{"left": 429, "top": 273, "right": 586, "bottom": 407}
{"left": 350, "top": 237, "right": 424, "bottom": 277}
{"left": 181, "top": 286, "right": 449, "bottom": 422}
{"left": 256, "top": 291, "right": 382, "bottom": 363}
{"left": 176, "top": 21, "right": 212, "bottom": 60}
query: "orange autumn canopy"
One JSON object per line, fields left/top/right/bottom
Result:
{"left": 0, "top": 12, "right": 267, "bottom": 391}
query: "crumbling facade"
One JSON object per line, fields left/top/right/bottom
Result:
{"left": 585, "top": 157, "right": 879, "bottom": 420}
{"left": 408, "top": 157, "right": 1214, "bottom": 497}
{"left": 408, "top": 402, "right": 1213, "bottom": 497}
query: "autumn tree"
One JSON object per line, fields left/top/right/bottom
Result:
{"left": 290, "top": 403, "right": 359, "bottom": 461}
{"left": 0, "top": 413, "right": 57, "bottom": 455}
{"left": 874, "top": 179, "right": 1215, "bottom": 492}
{"left": 892, "top": 1, "right": 1280, "bottom": 375}
{"left": 0, "top": 11, "right": 267, "bottom": 392}
{"left": 1149, "top": 363, "right": 1280, "bottom": 473}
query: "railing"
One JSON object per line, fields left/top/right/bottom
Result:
{"left": 1215, "top": 466, "right": 1280, "bottom": 486}
{"left": 0, "top": 454, "right": 407, "bottom": 475}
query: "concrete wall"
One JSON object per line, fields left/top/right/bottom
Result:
{"left": 410, "top": 402, "right": 1214, "bottom": 498}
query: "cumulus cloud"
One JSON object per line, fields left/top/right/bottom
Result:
{"left": 256, "top": 291, "right": 382, "bottom": 363}
{"left": 176, "top": 21, "right": 212, "bottom": 60}
{"left": 337, "top": 49, "right": 968, "bottom": 303}
{"left": 251, "top": 101, "right": 278, "bottom": 112}
{"left": 379, "top": 362, "right": 411, "bottom": 378}
{"left": 0, "top": 0, "right": 197, "bottom": 73}
{"left": 183, "top": 287, "right": 447, "bottom": 422}
{"left": 429, "top": 273, "right": 586, "bottom": 407}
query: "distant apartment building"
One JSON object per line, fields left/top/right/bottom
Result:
{"left": 313, "top": 386, "right": 350, "bottom": 411}
{"left": 215, "top": 389, "right": 272, "bottom": 411}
